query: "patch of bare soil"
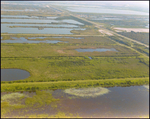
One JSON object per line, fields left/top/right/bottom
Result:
{"left": 57, "top": 50, "right": 65, "bottom": 54}
{"left": 114, "top": 28, "right": 149, "bottom": 33}
{"left": 99, "top": 30, "right": 113, "bottom": 36}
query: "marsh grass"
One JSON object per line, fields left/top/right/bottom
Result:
{"left": 1, "top": 93, "right": 26, "bottom": 102}
{"left": 64, "top": 87, "right": 110, "bottom": 97}
{"left": 1, "top": 90, "right": 59, "bottom": 117}
{"left": 19, "top": 111, "right": 81, "bottom": 118}
{"left": 1, "top": 78, "right": 149, "bottom": 92}
{"left": 25, "top": 90, "right": 59, "bottom": 108}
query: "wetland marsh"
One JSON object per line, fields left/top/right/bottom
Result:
{"left": 1, "top": 1, "right": 149, "bottom": 118}
{"left": 1, "top": 85, "right": 149, "bottom": 118}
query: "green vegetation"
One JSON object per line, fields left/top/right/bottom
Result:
{"left": 1, "top": 90, "right": 59, "bottom": 117}
{"left": 64, "top": 87, "right": 110, "bottom": 97}
{"left": 1, "top": 2, "right": 149, "bottom": 118}
{"left": 132, "top": 44, "right": 149, "bottom": 56}
{"left": 108, "top": 35, "right": 149, "bottom": 56}
{"left": 1, "top": 4, "right": 64, "bottom": 16}
{"left": 91, "top": 20, "right": 148, "bottom": 28}
{"left": 1, "top": 37, "right": 139, "bottom": 57}
{"left": 118, "top": 32, "right": 149, "bottom": 45}
{"left": 1, "top": 78, "right": 149, "bottom": 92}
{"left": 1, "top": 35, "right": 149, "bottom": 90}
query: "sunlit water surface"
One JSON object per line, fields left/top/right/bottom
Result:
{"left": 1, "top": 85, "right": 149, "bottom": 118}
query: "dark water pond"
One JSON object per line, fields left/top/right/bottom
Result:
{"left": 76, "top": 48, "right": 118, "bottom": 52}
{"left": 28, "top": 37, "right": 84, "bottom": 39}
{"left": 1, "top": 69, "right": 30, "bottom": 81}
{"left": 1, "top": 37, "right": 66, "bottom": 44}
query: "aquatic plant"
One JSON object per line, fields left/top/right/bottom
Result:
{"left": 25, "top": 90, "right": 59, "bottom": 108}
{"left": 64, "top": 87, "right": 110, "bottom": 98}
{"left": 1, "top": 93, "right": 26, "bottom": 102}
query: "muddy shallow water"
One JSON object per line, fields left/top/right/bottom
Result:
{"left": 1, "top": 85, "right": 149, "bottom": 118}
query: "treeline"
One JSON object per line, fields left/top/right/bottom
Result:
{"left": 92, "top": 20, "right": 148, "bottom": 28}
{"left": 108, "top": 35, "right": 149, "bottom": 56}
{"left": 108, "top": 36, "right": 132, "bottom": 46}
{"left": 133, "top": 46, "right": 149, "bottom": 56}
{"left": 118, "top": 32, "right": 149, "bottom": 45}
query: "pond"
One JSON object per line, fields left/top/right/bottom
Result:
{"left": 28, "top": 37, "right": 84, "bottom": 39}
{"left": 1, "top": 24, "right": 85, "bottom": 34}
{"left": 1, "top": 19, "right": 84, "bottom": 25}
{"left": 88, "top": 57, "right": 92, "bottom": 59}
{"left": 1, "top": 37, "right": 67, "bottom": 44}
{"left": 75, "top": 48, "right": 118, "bottom": 52}
{"left": 54, "top": 85, "right": 149, "bottom": 118}
{"left": 1, "top": 23, "right": 79, "bottom": 28}
{"left": 1, "top": 24, "right": 73, "bottom": 34}
{"left": 1, "top": 15, "right": 58, "bottom": 19}
{"left": 66, "top": 7, "right": 149, "bottom": 15}
{"left": 1, "top": 85, "right": 149, "bottom": 117}
{"left": 1, "top": 69, "right": 30, "bottom": 81}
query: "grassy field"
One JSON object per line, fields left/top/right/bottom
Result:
{"left": 1, "top": 35, "right": 149, "bottom": 88}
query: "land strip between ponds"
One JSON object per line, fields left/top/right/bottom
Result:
{"left": 1, "top": 77, "right": 149, "bottom": 92}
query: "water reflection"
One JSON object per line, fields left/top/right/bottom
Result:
{"left": 1, "top": 85, "right": 149, "bottom": 117}
{"left": 54, "top": 85, "right": 149, "bottom": 118}
{"left": 1, "top": 24, "right": 73, "bottom": 34}
{"left": 143, "top": 85, "right": 149, "bottom": 89}
{"left": 88, "top": 57, "right": 92, "bottom": 59}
